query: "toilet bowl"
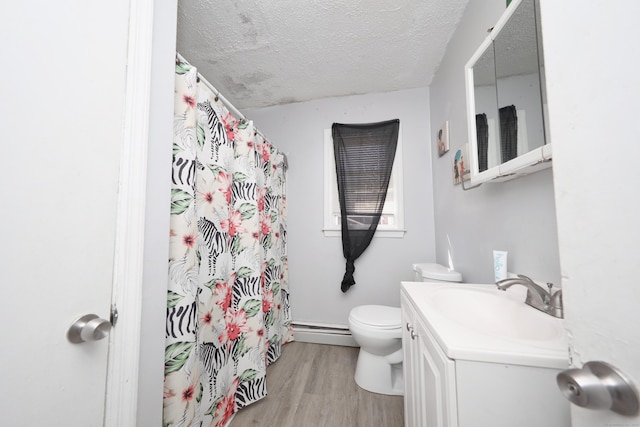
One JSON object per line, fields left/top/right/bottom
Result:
{"left": 348, "top": 263, "right": 462, "bottom": 395}
{"left": 349, "top": 305, "right": 404, "bottom": 395}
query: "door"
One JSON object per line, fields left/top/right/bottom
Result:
{"left": 0, "top": 1, "right": 132, "bottom": 425}
{"left": 541, "top": 1, "right": 640, "bottom": 425}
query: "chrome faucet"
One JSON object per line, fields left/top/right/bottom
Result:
{"left": 496, "top": 274, "right": 563, "bottom": 318}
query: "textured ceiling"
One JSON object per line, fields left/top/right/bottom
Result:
{"left": 177, "top": 0, "right": 470, "bottom": 109}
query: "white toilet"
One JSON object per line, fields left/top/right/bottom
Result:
{"left": 348, "top": 263, "right": 462, "bottom": 395}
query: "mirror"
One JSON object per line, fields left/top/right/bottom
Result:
{"left": 466, "top": 0, "right": 551, "bottom": 184}
{"left": 473, "top": 41, "right": 499, "bottom": 172}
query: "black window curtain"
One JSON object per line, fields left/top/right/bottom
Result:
{"left": 499, "top": 105, "right": 518, "bottom": 163}
{"left": 476, "top": 113, "right": 489, "bottom": 172}
{"left": 332, "top": 119, "right": 399, "bottom": 293}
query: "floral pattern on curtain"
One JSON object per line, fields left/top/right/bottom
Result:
{"left": 164, "top": 59, "right": 293, "bottom": 427}
{"left": 254, "top": 132, "right": 291, "bottom": 364}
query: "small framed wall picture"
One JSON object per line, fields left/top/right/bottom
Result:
{"left": 437, "top": 121, "right": 450, "bottom": 157}
{"left": 453, "top": 143, "right": 471, "bottom": 185}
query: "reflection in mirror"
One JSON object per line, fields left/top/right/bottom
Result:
{"left": 493, "top": 0, "right": 546, "bottom": 159}
{"left": 536, "top": 0, "right": 550, "bottom": 144}
{"left": 473, "top": 43, "right": 498, "bottom": 172}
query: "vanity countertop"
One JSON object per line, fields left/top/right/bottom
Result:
{"left": 401, "top": 281, "right": 569, "bottom": 369}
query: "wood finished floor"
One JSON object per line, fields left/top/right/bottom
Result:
{"left": 231, "top": 342, "right": 404, "bottom": 427}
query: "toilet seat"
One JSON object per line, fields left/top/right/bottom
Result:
{"left": 349, "top": 305, "right": 401, "bottom": 330}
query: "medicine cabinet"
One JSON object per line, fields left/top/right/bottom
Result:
{"left": 465, "top": 0, "right": 551, "bottom": 185}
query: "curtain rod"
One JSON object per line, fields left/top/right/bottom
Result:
{"left": 176, "top": 53, "right": 288, "bottom": 171}
{"left": 176, "top": 53, "right": 245, "bottom": 120}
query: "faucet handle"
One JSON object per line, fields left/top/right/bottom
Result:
{"left": 550, "top": 285, "right": 563, "bottom": 304}
{"left": 549, "top": 288, "right": 564, "bottom": 318}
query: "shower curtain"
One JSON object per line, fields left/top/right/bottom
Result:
{"left": 164, "top": 58, "right": 293, "bottom": 427}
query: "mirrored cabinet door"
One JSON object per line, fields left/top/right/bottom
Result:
{"left": 473, "top": 41, "right": 498, "bottom": 173}
{"left": 465, "top": 0, "right": 551, "bottom": 185}
{"left": 494, "top": 0, "right": 546, "bottom": 161}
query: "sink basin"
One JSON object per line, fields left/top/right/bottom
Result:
{"left": 427, "top": 287, "right": 563, "bottom": 341}
{"left": 402, "top": 281, "right": 568, "bottom": 368}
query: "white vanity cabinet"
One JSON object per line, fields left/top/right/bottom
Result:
{"left": 401, "top": 283, "right": 570, "bottom": 427}
{"left": 401, "top": 292, "right": 421, "bottom": 426}
{"left": 402, "top": 292, "right": 457, "bottom": 427}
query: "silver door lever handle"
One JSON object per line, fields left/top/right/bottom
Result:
{"left": 67, "top": 314, "right": 112, "bottom": 344}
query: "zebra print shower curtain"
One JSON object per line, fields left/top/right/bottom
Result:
{"left": 164, "top": 58, "right": 293, "bottom": 427}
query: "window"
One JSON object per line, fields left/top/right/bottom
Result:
{"left": 323, "top": 127, "right": 405, "bottom": 238}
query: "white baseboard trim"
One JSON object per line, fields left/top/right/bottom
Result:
{"left": 292, "top": 322, "right": 359, "bottom": 347}
{"left": 294, "top": 330, "right": 358, "bottom": 347}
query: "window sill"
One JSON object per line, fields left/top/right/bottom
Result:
{"left": 322, "top": 228, "right": 406, "bottom": 238}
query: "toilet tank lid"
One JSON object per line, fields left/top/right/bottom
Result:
{"left": 412, "top": 263, "right": 462, "bottom": 282}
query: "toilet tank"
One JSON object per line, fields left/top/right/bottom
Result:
{"left": 412, "top": 263, "right": 462, "bottom": 283}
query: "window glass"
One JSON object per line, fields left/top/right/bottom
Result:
{"left": 323, "top": 128, "right": 405, "bottom": 238}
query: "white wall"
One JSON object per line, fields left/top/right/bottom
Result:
{"left": 243, "top": 88, "right": 435, "bottom": 325}
{"left": 137, "top": 1, "right": 177, "bottom": 426}
{"left": 429, "top": 0, "right": 561, "bottom": 285}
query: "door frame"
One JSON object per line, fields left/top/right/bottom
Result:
{"left": 104, "top": 0, "right": 155, "bottom": 425}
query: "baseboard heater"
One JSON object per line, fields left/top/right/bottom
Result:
{"left": 292, "top": 321, "right": 358, "bottom": 347}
